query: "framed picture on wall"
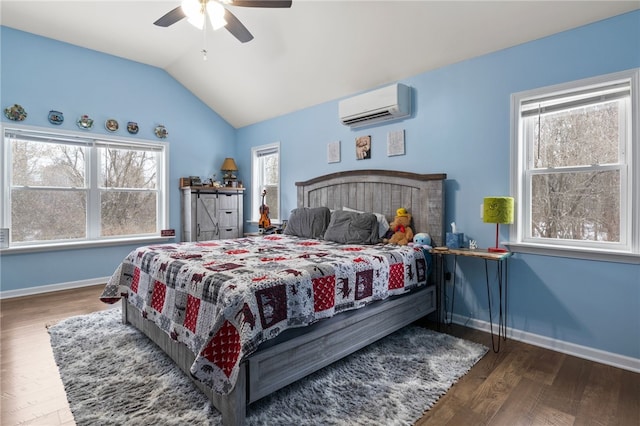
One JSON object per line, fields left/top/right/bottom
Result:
{"left": 355, "top": 135, "right": 371, "bottom": 160}
{"left": 327, "top": 140, "right": 341, "bottom": 163}
{"left": 387, "top": 129, "right": 405, "bottom": 156}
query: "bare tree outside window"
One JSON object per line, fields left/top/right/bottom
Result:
{"left": 10, "top": 140, "right": 87, "bottom": 242}
{"left": 529, "top": 101, "right": 621, "bottom": 242}
{"left": 99, "top": 147, "right": 158, "bottom": 236}
{"left": 252, "top": 143, "right": 280, "bottom": 223}
{"left": 5, "top": 130, "right": 167, "bottom": 246}
{"left": 262, "top": 153, "right": 279, "bottom": 220}
{"left": 512, "top": 69, "right": 637, "bottom": 257}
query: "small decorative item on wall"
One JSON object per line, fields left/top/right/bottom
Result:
{"left": 154, "top": 124, "right": 168, "bottom": 139}
{"left": 387, "top": 129, "right": 405, "bottom": 156}
{"left": 4, "top": 104, "right": 27, "bottom": 121}
{"left": 355, "top": 135, "right": 371, "bottom": 160}
{"left": 76, "top": 114, "right": 94, "bottom": 130}
{"left": 105, "top": 118, "right": 119, "bottom": 132}
{"left": 327, "top": 140, "right": 341, "bottom": 163}
{"left": 48, "top": 110, "right": 64, "bottom": 125}
{"left": 127, "top": 121, "right": 139, "bottom": 134}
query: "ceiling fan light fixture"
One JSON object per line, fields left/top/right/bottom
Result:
{"left": 181, "top": 0, "right": 202, "bottom": 19}
{"left": 181, "top": 0, "right": 205, "bottom": 28}
{"left": 155, "top": 0, "right": 289, "bottom": 42}
{"left": 187, "top": 14, "right": 205, "bottom": 29}
{"left": 181, "top": 0, "right": 227, "bottom": 31}
{"left": 207, "top": 1, "right": 228, "bottom": 30}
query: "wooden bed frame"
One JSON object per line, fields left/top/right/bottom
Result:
{"left": 122, "top": 170, "right": 446, "bottom": 425}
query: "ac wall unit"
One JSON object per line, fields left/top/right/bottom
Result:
{"left": 339, "top": 83, "right": 411, "bottom": 128}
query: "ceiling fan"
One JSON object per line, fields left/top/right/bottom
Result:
{"left": 154, "top": 0, "right": 292, "bottom": 43}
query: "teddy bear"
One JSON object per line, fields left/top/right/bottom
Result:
{"left": 384, "top": 207, "right": 414, "bottom": 245}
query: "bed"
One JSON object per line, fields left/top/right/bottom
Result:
{"left": 101, "top": 169, "right": 446, "bottom": 425}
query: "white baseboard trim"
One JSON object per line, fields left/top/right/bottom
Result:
{"left": 0, "top": 277, "right": 110, "bottom": 299}
{"left": 450, "top": 313, "right": 640, "bottom": 374}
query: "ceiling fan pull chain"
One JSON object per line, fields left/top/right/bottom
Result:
{"left": 202, "top": 18, "right": 208, "bottom": 61}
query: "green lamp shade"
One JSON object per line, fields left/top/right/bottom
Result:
{"left": 483, "top": 196, "right": 514, "bottom": 224}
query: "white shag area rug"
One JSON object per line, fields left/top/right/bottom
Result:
{"left": 48, "top": 307, "right": 487, "bottom": 425}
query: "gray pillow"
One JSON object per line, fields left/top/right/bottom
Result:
{"left": 323, "top": 210, "right": 379, "bottom": 244}
{"left": 283, "top": 207, "right": 331, "bottom": 239}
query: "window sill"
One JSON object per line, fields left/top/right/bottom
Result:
{"left": 246, "top": 220, "right": 283, "bottom": 226}
{"left": 0, "top": 236, "right": 175, "bottom": 255}
{"left": 504, "top": 242, "right": 640, "bottom": 264}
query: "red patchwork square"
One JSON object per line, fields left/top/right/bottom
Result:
{"left": 184, "top": 294, "right": 200, "bottom": 333}
{"left": 131, "top": 268, "right": 140, "bottom": 293}
{"left": 389, "top": 263, "right": 404, "bottom": 290}
{"left": 150, "top": 280, "right": 166, "bottom": 312}
{"left": 313, "top": 275, "right": 336, "bottom": 312}
{"left": 200, "top": 320, "right": 241, "bottom": 378}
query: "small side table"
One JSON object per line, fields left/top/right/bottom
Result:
{"left": 431, "top": 247, "right": 512, "bottom": 352}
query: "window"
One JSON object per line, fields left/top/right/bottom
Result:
{"left": 510, "top": 69, "right": 639, "bottom": 262}
{"left": 251, "top": 142, "right": 280, "bottom": 223}
{"left": 1, "top": 126, "right": 168, "bottom": 248}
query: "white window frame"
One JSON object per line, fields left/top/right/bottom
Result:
{"left": 508, "top": 69, "right": 640, "bottom": 264}
{"left": 1, "top": 124, "right": 170, "bottom": 253}
{"left": 251, "top": 142, "right": 280, "bottom": 224}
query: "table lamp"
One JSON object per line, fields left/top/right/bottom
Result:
{"left": 483, "top": 196, "right": 514, "bottom": 253}
{"left": 220, "top": 157, "right": 238, "bottom": 186}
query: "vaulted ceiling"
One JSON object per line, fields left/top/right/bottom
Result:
{"left": 2, "top": 1, "right": 638, "bottom": 128}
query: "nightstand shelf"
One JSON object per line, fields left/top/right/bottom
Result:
{"left": 431, "top": 248, "right": 512, "bottom": 352}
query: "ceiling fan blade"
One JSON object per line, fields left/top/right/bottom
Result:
{"left": 231, "top": 1, "right": 292, "bottom": 8}
{"left": 224, "top": 9, "right": 254, "bottom": 43}
{"left": 153, "top": 5, "right": 186, "bottom": 27}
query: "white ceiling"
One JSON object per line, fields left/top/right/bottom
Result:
{"left": 2, "top": 1, "right": 638, "bottom": 128}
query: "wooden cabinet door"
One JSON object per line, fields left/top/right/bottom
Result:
{"left": 196, "top": 194, "right": 218, "bottom": 241}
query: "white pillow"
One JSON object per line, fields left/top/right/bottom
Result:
{"left": 342, "top": 206, "right": 390, "bottom": 239}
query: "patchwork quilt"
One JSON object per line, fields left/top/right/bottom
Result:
{"left": 100, "top": 235, "right": 430, "bottom": 394}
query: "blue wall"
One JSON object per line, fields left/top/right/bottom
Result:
{"left": 236, "top": 11, "right": 640, "bottom": 361}
{"left": 1, "top": 11, "right": 639, "bottom": 362}
{"left": 0, "top": 27, "right": 236, "bottom": 290}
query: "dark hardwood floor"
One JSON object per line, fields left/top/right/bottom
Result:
{"left": 1, "top": 285, "right": 638, "bottom": 425}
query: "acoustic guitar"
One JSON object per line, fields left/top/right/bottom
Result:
{"left": 258, "top": 189, "right": 271, "bottom": 230}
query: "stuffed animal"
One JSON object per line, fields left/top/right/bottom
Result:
{"left": 413, "top": 232, "right": 432, "bottom": 248}
{"left": 385, "top": 207, "right": 414, "bottom": 245}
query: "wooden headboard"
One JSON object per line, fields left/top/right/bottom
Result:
{"left": 295, "top": 170, "right": 447, "bottom": 246}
